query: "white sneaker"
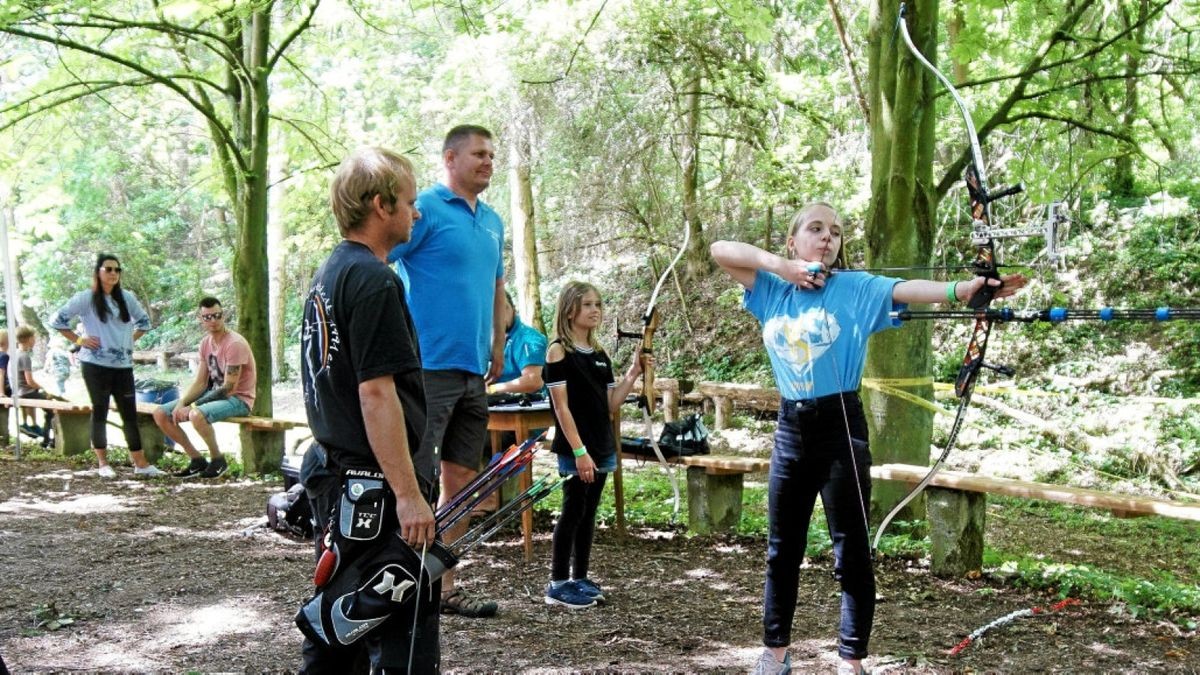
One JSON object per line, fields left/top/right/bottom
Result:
{"left": 97, "top": 465, "right": 117, "bottom": 479}
{"left": 836, "top": 660, "right": 869, "bottom": 675}
{"left": 133, "top": 465, "right": 165, "bottom": 477}
{"left": 751, "top": 649, "right": 790, "bottom": 675}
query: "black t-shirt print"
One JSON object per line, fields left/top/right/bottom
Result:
{"left": 301, "top": 240, "right": 432, "bottom": 490}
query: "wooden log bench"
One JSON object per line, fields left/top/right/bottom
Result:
{"left": 620, "top": 453, "right": 1200, "bottom": 575}
{"left": 131, "top": 402, "right": 306, "bottom": 474}
{"left": 0, "top": 396, "right": 306, "bottom": 474}
{"left": 695, "top": 382, "right": 780, "bottom": 429}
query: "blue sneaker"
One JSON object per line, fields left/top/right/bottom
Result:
{"left": 544, "top": 581, "right": 596, "bottom": 609}
{"left": 573, "top": 578, "right": 605, "bottom": 603}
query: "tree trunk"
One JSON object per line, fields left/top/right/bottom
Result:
{"left": 1109, "top": 0, "right": 1148, "bottom": 197}
{"left": 864, "top": 0, "right": 938, "bottom": 524}
{"left": 236, "top": 9, "right": 278, "bottom": 473}
{"left": 268, "top": 150, "right": 289, "bottom": 382}
{"left": 681, "top": 72, "right": 712, "bottom": 279}
{"left": 508, "top": 117, "right": 545, "bottom": 334}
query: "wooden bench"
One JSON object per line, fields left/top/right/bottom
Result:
{"left": 0, "top": 396, "right": 306, "bottom": 474}
{"left": 620, "top": 452, "right": 769, "bottom": 534}
{"left": 620, "top": 453, "right": 1200, "bottom": 575}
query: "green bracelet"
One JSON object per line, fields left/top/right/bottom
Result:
{"left": 572, "top": 446, "right": 587, "bottom": 458}
{"left": 946, "top": 281, "right": 958, "bottom": 304}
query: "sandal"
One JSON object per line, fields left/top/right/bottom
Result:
{"left": 440, "top": 588, "right": 498, "bottom": 618}
{"left": 469, "top": 507, "right": 497, "bottom": 521}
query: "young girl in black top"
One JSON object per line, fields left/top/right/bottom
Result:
{"left": 543, "top": 280, "right": 644, "bottom": 609}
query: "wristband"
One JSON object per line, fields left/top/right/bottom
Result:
{"left": 572, "top": 446, "right": 587, "bottom": 458}
{"left": 75, "top": 336, "right": 85, "bottom": 346}
{"left": 945, "top": 282, "right": 958, "bottom": 304}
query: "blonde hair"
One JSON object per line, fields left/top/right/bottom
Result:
{"left": 552, "top": 281, "right": 605, "bottom": 354}
{"left": 329, "top": 147, "right": 416, "bottom": 236}
{"left": 787, "top": 201, "right": 846, "bottom": 267}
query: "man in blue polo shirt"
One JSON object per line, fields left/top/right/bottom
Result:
{"left": 389, "top": 124, "right": 506, "bottom": 619}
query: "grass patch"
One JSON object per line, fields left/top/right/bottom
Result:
{"left": 538, "top": 470, "right": 1200, "bottom": 626}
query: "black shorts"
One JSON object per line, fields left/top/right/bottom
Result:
{"left": 421, "top": 370, "right": 489, "bottom": 470}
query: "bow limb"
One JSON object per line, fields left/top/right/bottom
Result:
{"left": 635, "top": 223, "right": 691, "bottom": 522}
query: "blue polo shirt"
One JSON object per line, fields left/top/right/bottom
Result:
{"left": 501, "top": 317, "right": 548, "bottom": 395}
{"left": 743, "top": 270, "right": 903, "bottom": 400}
{"left": 388, "top": 183, "right": 504, "bottom": 374}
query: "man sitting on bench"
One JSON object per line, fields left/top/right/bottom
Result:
{"left": 152, "top": 297, "right": 257, "bottom": 478}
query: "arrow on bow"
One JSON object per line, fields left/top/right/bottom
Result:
{"left": 873, "top": 3, "right": 1033, "bottom": 550}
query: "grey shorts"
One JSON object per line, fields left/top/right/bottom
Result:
{"left": 422, "top": 369, "right": 490, "bottom": 471}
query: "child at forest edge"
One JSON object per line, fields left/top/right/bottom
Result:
{"left": 542, "top": 280, "right": 646, "bottom": 609}
{"left": 15, "top": 327, "right": 54, "bottom": 446}
{"left": 711, "top": 202, "right": 1028, "bottom": 675}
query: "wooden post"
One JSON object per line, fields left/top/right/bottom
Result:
{"left": 613, "top": 411, "right": 625, "bottom": 535}
{"left": 52, "top": 413, "right": 92, "bottom": 456}
{"left": 686, "top": 466, "right": 743, "bottom": 534}
{"left": 0, "top": 404, "right": 8, "bottom": 445}
{"left": 655, "top": 378, "right": 680, "bottom": 423}
{"left": 136, "top": 416, "right": 167, "bottom": 464}
{"left": 927, "top": 486, "right": 986, "bottom": 577}
{"left": 240, "top": 429, "right": 284, "bottom": 475}
{"left": 712, "top": 396, "right": 732, "bottom": 430}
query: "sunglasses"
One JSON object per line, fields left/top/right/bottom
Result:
{"left": 101, "top": 266, "right": 123, "bottom": 273}
{"left": 199, "top": 312, "right": 224, "bottom": 322}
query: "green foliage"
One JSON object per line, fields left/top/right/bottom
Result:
{"left": 988, "top": 557, "right": 1200, "bottom": 626}
{"left": 984, "top": 496, "right": 1200, "bottom": 625}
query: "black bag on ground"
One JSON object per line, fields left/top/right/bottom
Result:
{"left": 268, "top": 483, "right": 314, "bottom": 538}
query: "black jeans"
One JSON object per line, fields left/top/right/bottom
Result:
{"left": 551, "top": 473, "right": 608, "bottom": 581}
{"left": 80, "top": 362, "right": 140, "bottom": 452}
{"left": 763, "top": 393, "right": 875, "bottom": 660}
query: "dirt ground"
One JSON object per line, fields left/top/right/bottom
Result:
{"left": 0, "top": 455, "right": 1195, "bottom": 674}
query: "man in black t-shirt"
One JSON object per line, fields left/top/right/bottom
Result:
{"left": 298, "top": 147, "right": 438, "bottom": 673}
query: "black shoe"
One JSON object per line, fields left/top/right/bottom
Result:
{"left": 174, "top": 457, "right": 209, "bottom": 478}
{"left": 200, "top": 456, "right": 228, "bottom": 478}
{"left": 19, "top": 424, "right": 43, "bottom": 438}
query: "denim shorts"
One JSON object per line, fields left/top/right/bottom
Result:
{"left": 557, "top": 452, "right": 617, "bottom": 476}
{"left": 160, "top": 395, "right": 250, "bottom": 423}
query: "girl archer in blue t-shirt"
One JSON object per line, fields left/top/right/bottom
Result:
{"left": 712, "top": 202, "right": 1027, "bottom": 675}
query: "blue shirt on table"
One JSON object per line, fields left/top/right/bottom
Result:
{"left": 500, "top": 316, "right": 548, "bottom": 396}
{"left": 388, "top": 183, "right": 504, "bottom": 375}
{"left": 743, "top": 270, "right": 903, "bottom": 400}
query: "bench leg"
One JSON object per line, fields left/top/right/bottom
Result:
{"left": 241, "top": 429, "right": 284, "bottom": 475}
{"left": 927, "top": 486, "right": 986, "bottom": 577}
{"left": 135, "top": 416, "right": 167, "bottom": 464}
{"left": 53, "top": 413, "right": 93, "bottom": 456}
{"left": 0, "top": 405, "right": 8, "bottom": 445}
{"left": 686, "top": 466, "right": 744, "bottom": 534}
{"left": 712, "top": 397, "right": 732, "bottom": 430}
